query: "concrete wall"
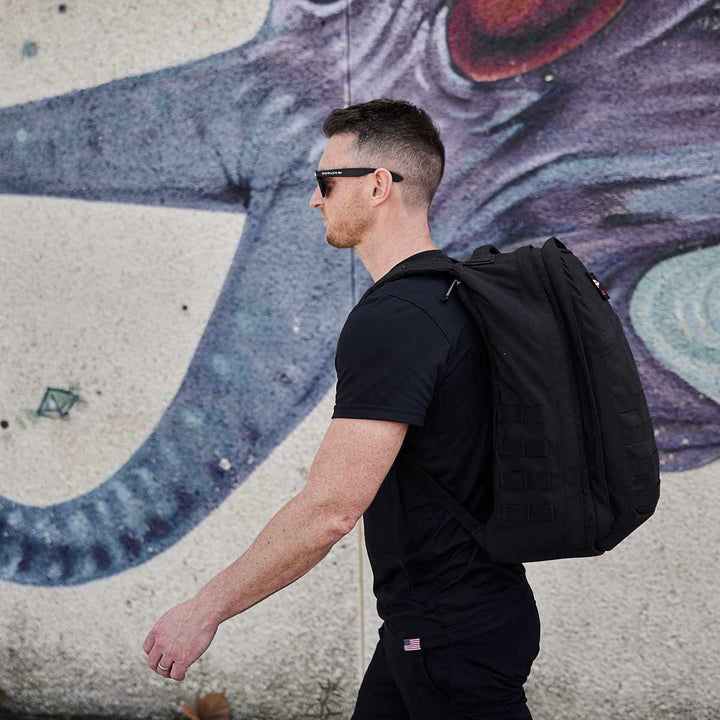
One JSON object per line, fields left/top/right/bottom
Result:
{"left": 1, "top": 1, "right": 718, "bottom": 718}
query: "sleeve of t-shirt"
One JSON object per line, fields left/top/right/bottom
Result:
{"left": 332, "top": 290, "right": 451, "bottom": 427}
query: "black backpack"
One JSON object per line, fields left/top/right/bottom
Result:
{"left": 361, "top": 236, "right": 661, "bottom": 563}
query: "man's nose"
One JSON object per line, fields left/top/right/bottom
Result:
{"left": 309, "top": 185, "right": 323, "bottom": 209}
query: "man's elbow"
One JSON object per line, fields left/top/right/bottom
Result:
{"left": 297, "top": 490, "right": 360, "bottom": 543}
{"left": 332, "top": 512, "right": 360, "bottom": 539}
{"left": 321, "top": 506, "right": 361, "bottom": 543}
{"left": 318, "top": 506, "right": 359, "bottom": 542}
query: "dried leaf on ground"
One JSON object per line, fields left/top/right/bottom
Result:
{"left": 182, "top": 692, "right": 230, "bottom": 720}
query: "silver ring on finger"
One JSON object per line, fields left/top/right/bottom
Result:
{"left": 158, "top": 662, "right": 171, "bottom": 671}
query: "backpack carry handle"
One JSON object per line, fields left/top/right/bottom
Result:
{"left": 467, "top": 244, "right": 500, "bottom": 264}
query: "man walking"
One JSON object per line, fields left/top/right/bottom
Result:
{"left": 144, "top": 98, "right": 540, "bottom": 719}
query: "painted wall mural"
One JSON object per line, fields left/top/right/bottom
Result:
{"left": 0, "top": 0, "right": 718, "bottom": 587}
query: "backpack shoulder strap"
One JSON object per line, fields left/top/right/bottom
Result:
{"left": 395, "top": 450, "right": 487, "bottom": 548}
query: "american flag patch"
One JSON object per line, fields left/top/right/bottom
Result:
{"left": 403, "top": 638, "right": 421, "bottom": 651}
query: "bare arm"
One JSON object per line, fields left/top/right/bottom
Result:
{"left": 143, "top": 417, "right": 408, "bottom": 680}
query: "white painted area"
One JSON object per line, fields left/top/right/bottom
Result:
{"left": 0, "top": 195, "right": 241, "bottom": 505}
{"left": 0, "top": 389, "right": 363, "bottom": 718}
{"left": 0, "top": 0, "right": 270, "bottom": 106}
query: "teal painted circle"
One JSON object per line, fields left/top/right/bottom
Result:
{"left": 630, "top": 245, "right": 720, "bottom": 405}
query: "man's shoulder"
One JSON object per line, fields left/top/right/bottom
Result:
{"left": 354, "top": 272, "right": 454, "bottom": 316}
{"left": 341, "top": 277, "right": 448, "bottom": 340}
{"left": 380, "top": 273, "right": 454, "bottom": 306}
{"left": 356, "top": 272, "right": 472, "bottom": 346}
{"left": 341, "top": 281, "right": 449, "bottom": 342}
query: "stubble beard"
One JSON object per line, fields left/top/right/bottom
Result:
{"left": 325, "top": 210, "right": 370, "bottom": 250}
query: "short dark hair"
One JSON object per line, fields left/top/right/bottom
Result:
{"left": 321, "top": 98, "right": 445, "bottom": 211}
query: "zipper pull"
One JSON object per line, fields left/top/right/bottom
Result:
{"left": 442, "top": 279, "right": 461, "bottom": 302}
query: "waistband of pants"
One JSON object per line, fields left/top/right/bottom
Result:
{"left": 381, "top": 587, "right": 537, "bottom": 650}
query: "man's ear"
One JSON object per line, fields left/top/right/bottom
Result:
{"left": 371, "top": 170, "right": 390, "bottom": 201}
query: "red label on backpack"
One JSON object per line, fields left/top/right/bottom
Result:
{"left": 586, "top": 271, "right": 610, "bottom": 301}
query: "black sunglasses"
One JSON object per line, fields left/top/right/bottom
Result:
{"left": 315, "top": 167, "right": 404, "bottom": 197}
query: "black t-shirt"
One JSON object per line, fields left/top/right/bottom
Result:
{"left": 332, "top": 249, "right": 534, "bottom": 647}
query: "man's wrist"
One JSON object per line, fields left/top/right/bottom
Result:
{"left": 192, "top": 581, "right": 230, "bottom": 627}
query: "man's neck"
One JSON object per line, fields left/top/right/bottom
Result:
{"left": 356, "top": 236, "right": 439, "bottom": 283}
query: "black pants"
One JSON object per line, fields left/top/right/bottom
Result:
{"left": 351, "top": 600, "right": 541, "bottom": 719}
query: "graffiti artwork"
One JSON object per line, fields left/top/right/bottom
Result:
{"left": 0, "top": 0, "right": 718, "bottom": 586}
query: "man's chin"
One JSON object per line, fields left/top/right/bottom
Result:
{"left": 325, "top": 233, "right": 350, "bottom": 249}
{"left": 326, "top": 229, "right": 361, "bottom": 249}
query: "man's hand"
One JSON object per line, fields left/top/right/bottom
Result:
{"left": 143, "top": 597, "right": 219, "bottom": 681}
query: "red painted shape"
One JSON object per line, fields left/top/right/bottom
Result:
{"left": 447, "top": 0, "right": 628, "bottom": 81}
